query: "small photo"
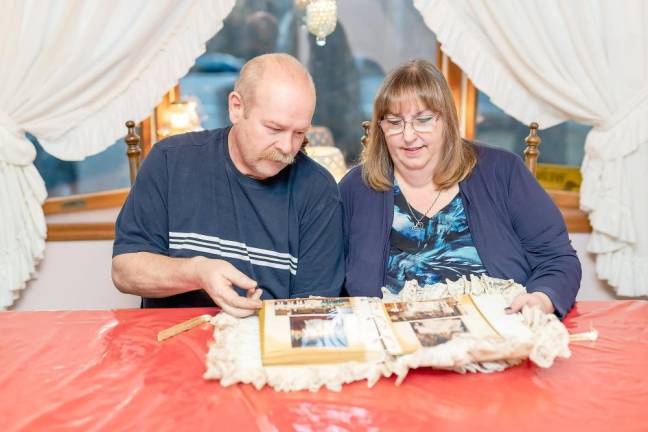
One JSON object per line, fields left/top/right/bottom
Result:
{"left": 274, "top": 298, "right": 353, "bottom": 316}
{"left": 386, "top": 298, "right": 462, "bottom": 322}
{"left": 410, "top": 317, "right": 467, "bottom": 347}
{"left": 289, "top": 314, "right": 349, "bottom": 348}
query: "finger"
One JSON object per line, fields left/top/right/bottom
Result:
{"left": 217, "top": 300, "right": 257, "bottom": 318}
{"left": 253, "top": 288, "right": 263, "bottom": 300}
{"left": 506, "top": 295, "right": 529, "bottom": 314}
{"left": 220, "top": 263, "right": 257, "bottom": 291}
{"left": 246, "top": 288, "right": 263, "bottom": 300}
{"left": 222, "top": 287, "right": 262, "bottom": 310}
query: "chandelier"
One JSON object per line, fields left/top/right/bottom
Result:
{"left": 296, "top": 0, "right": 338, "bottom": 47}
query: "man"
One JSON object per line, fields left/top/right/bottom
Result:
{"left": 112, "top": 53, "right": 344, "bottom": 317}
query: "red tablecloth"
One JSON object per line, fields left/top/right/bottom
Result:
{"left": 1, "top": 301, "right": 647, "bottom": 432}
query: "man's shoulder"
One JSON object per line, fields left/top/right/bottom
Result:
{"left": 136, "top": 128, "right": 228, "bottom": 188}
{"left": 292, "top": 151, "right": 339, "bottom": 195}
{"left": 154, "top": 128, "right": 226, "bottom": 154}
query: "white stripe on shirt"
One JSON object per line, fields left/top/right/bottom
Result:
{"left": 169, "top": 231, "right": 298, "bottom": 274}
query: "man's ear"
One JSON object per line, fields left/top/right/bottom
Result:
{"left": 228, "top": 91, "right": 244, "bottom": 124}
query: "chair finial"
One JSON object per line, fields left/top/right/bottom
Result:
{"left": 125, "top": 121, "right": 142, "bottom": 185}
{"left": 361, "top": 121, "right": 370, "bottom": 147}
{"left": 524, "top": 122, "right": 541, "bottom": 175}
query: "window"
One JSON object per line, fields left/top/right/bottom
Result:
{"left": 474, "top": 91, "right": 591, "bottom": 193}
{"left": 32, "top": 135, "right": 130, "bottom": 198}
{"left": 40, "top": 1, "right": 589, "bottom": 237}
{"left": 179, "top": 0, "right": 438, "bottom": 165}
{"left": 475, "top": 90, "right": 590, "bottom": 167}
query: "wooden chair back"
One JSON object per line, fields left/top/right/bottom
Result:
{"left": 124, "top": 120, "right": 142, "bottom": 186}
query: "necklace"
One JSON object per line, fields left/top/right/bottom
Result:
{"left": 405, "top": 189, "right": 442, "bottom": 230}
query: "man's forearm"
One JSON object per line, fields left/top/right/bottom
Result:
{"left": 111, "top": 252, "right": 205, "bottom": 298}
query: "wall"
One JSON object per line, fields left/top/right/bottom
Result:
{"left": 13, "top": 240, "right": 140, "bottom": 311}
{"left": 570, "top": 233, "right": 618, "bottom": 300}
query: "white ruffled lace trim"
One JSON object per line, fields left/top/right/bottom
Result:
{"left": 580, "top": 90, "right": 648, "bottom": 296}
{"left": 591, "top": 249, "right": 648, "bottom": 298}
{"left": 0, "top": 162, "right": 46, "bottom": 309}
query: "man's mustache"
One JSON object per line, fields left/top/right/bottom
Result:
{"left": 262, "top": 149, "right": 295, "bottom": 165}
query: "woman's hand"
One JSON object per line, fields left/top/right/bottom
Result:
{"left": 506, "top": 292, "right": 555, "bottom": 315}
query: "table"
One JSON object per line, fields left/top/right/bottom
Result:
{"left": 1, "top": 301, "right": 647, "bottom": 432}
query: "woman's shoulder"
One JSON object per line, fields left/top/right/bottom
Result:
{"left": 471, "top": 141, "right": 523, "bottom": 168}
{"left": 338, "top": 164, "right": 389, "bottom": 211}
{"left": 339, "top": 164, "right": 366, "bottom": 193}
{"left": 466, "top": 141, "right": 528, "bottom": 182}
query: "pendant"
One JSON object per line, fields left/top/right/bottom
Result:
{"left": 412, "top": 221, "right": 425, "bottom": 230}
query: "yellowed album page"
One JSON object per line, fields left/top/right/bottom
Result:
{"left": 385, "top": 294, "right": 518, "bottom": 352}
{"left": 261, "top": 297, "right": 394, "bottom": 366}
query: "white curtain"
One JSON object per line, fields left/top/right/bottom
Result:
{"left": 0, "top": 0, "right": 235, "bottom": 308}
{"left": 414, "top": 0, "right": 648, "bottom": 296}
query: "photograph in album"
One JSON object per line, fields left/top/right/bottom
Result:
{"left": 410, "top": 318, "right": 468, "bottom": 347}
{"left": 384, "top": 296, "right": 502, "bottom": 352}
{"left": 274, "top": 298, "right": 353, "bottom": 316}
{"left": 260, "top": 297, "right": 405, "bottom": 366}
{"left": 385, "top": 298, "right": 462, "bottom": 322}
{"left": 289, "top": 314, "right": 348, "bottom": 348}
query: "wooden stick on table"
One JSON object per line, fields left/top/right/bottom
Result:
{"left": 157, "top": 314, "right": 213, "bottom": 342}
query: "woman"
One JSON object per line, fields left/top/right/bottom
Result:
{"left": 339, "top": 59, "right": 581, "bottom": 318}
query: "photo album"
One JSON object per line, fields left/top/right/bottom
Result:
{"left": 259, "top": 294, "right": 532, "bottom": 366}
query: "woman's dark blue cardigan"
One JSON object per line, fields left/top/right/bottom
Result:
{"left": 339, "top": 144, "right": 581, "bottom": 318}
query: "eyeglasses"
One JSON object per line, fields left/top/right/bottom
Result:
{"left": 379, "top": 113, "right": 441, "bottom": 136}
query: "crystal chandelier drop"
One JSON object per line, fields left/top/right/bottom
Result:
{"left": 305, "top": 0, "right": 337, "bottom": 47}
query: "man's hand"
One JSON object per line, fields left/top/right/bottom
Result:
{"left": 194, "top": 257, "right": 263, "bottom": 317}
{"left": 506, "top": 291, "right": 554, "bottom": 315}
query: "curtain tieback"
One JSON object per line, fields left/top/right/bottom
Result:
{"left": 599, "top": 86, "right": 648, "bottom": 132}
{"left": 0, "top": 110, "right": 35, "bottom": 166}
{"left": 0, "top": 109, "right": 22, "bottom": 136}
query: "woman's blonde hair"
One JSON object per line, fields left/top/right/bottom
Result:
{"left": 361, "top": 59, "right": 476, "bottom": 191}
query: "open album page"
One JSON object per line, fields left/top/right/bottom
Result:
{"left": 384, "top": 295, "right": 518, "bottom": 352}
{"left": 261, "top": 297, "right": 400, "bottom": 366}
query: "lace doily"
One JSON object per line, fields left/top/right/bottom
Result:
{"left": 204, "top": 275, "right": 571, "bottom": 391}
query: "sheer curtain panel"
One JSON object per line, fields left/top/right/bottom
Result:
{"left": 0, "top": 0, "right": 235, "bottom": 308}
{"left": 414, "top": 0, "right": 648, "bottom": 296}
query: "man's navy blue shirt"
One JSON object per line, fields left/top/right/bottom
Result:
{"left": 113, "top": 127, "right": 344, "bottom": 307}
